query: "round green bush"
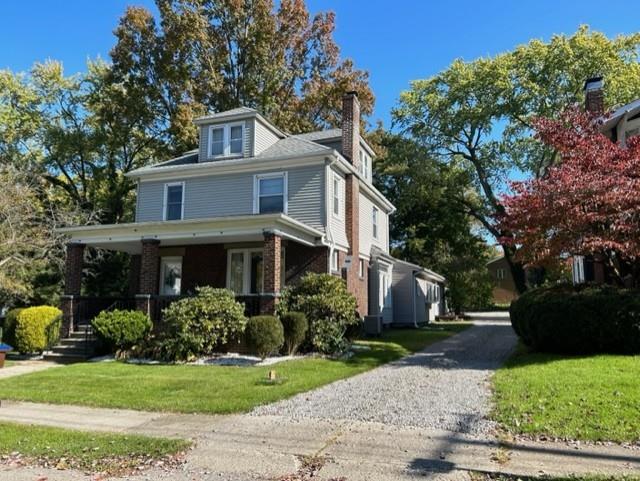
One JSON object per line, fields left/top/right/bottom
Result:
{"left": 2, "top": 308, "right": 23, "bottom": 347}
{"left": 277, "top": 273, "right": 360, "bottom": 354}
{"left": 246, "top": 315, "right": 284, "bottom": 359}
{"left": 92, "top": 309, "right": 152, "bottom": 354}
{"left": 158, "top": 286, "right": 247, "bottom": 361}
{"left": 280, "top": 311, "right": 308, "bottom": 355}
{"left": 14, "top": 306, "right": 62, "bottom": 354}
{"left": 510, "top": 284, "right": 640, "bottom": 354}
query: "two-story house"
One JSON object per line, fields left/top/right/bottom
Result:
{"left": 58, "top": 92, "right": 446, "bottom": 336}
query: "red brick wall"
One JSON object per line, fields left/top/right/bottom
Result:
{"left": 64, "top": 243, "right": 85, "bottom": 295}
{"left": 139, "top": 239, "right": 160, "bottom": 295}
{"left": 285, "top": 243, "right": 329, "bottom": 284}
{"left": 182, "top": 244, "right": 227, "bottom": 292}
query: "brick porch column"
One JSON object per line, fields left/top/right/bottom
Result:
{"left": 136, "top": 239, "right": 160, "bottom": 317}
{"left": 61, "top": 242, "right": 85, "bottom": 337}
{"left": 261, "top": 232, "right": 282, "bottom": 314}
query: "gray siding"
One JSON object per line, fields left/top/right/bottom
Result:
{"left": 135, "top": 165, "right": 325, "bottom": 231}
{"left": 392, "top": 264, "right": 414, "bottom": 325}
{"left": 359, "top": 191, "right": 389, "bottom": 256}
{"left": 254, "top": 118, "right": 281, "bottom": 155}
{"left": 199, "top": 119, "right": 251, "bottom": 161}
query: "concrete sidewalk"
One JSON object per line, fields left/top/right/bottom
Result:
{"left": 1, "top": 401, "right": 639, "bottom": 480}
{"left": 0, "top": 360, "right": 61, "bottom": 379}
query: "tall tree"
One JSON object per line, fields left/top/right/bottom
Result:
{"left": 393, "top": 26, "right": 640, "bottom": 293}
{"left": 501, "top": 108, "right": 640, "bottom": 286}
{"left": 110, "top": 0, "right": 374, "bottom": 152}
{"left": 372, "top": 130, "right": 494, "bottom": 311}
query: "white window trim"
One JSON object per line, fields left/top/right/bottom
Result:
{"left": 226, "top": 247, "right": 286, "bottom": 294}
{"left": 226, "top": 248, "right": 263, "bottom": 295}
{"left": 332, "top": 173, "right": 343, "bottom": 220}
{"left": 253, "top": 171, "right": 288, "bottom": 214}
{"left": 358, "top": 258, "right": 365, "bottom": 278}
{"left": 330, "top": 249, "right": 339, "bottom": 272}
{"left": 372, "top": 206, "right": 379, "bottom": 239}
{"left": 159, "top": 256, "right": 183, "bottom": 296}
{"left": 207, "top": 122, "right": 245, "bottom": 159}
{"left": 163, "top": 181, "right": 185, "bottom": 221}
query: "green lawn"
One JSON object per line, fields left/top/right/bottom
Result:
{"left": 492, "top": 345, "right": 640, "bottom": 443}
{"left": 0, "top": 323, "right": 469, "bottom": 414}
{"left": 0, "top": 421, "right": 189, "bottom": 473}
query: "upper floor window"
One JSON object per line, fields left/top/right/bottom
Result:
{"left": 208, "top": 123, "right": 244, "bottom": 158}
{"left": 372, "top": 206, "right": 379, "bottom": 239}
{"left": 164, "top": 182, "right": 184, "bottom": 220}
{"left": 359, "top": 150, "right": 371, "bottom": 181}
{"left": 254, "top": 172, "right": 287, "bottom": 214}
{"left": 332, "top": 174, "right": 342, "bottom": 218}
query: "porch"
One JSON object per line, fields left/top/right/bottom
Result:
{"left": 58, "top": 214, "right": 330, "bottom": 336}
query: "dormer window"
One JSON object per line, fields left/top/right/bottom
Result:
{"left": 358, "top": 150, "right": 371, "bottom": 181}
{"left": 208, "top": 122, "right": 244, "bottom": 158}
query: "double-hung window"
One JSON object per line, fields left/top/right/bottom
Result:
{"left": 164, "top": 182, "right": 184, "bottom": 221}
{"left": 332, "top": 174, "right": 342, "bottom": 218}
{"left": 372, "top": 206, "right": 379, "bottom": 239}
{"left": 227, "top": 248, "right": 285, "bottom": 294}
{"left": 208, "top": 123, "right": 244, "bottom": 158}
{"left": 254, "top": 172, "right": 287, "bottom": 214}
{"left": 330, "top": 250, "right": 339, "bottom": 272}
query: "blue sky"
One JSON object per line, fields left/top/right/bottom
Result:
{"left": 1, "top": 0, "right": 638, "bottom": 127}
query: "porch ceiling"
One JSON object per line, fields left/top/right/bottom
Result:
{"left": 57, "top": 214, "right": 324, "bottom": 254}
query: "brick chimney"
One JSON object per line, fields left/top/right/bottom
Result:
{"left": 584, "top": 76, "right": 604, "bottom": 115}
{"left": 340, "top": 91, "right": 367, "bottom": 315}
{"left": 341, "top": 91, "right": 360, "bottom": 170}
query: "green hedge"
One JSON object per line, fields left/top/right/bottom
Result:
{"left": 14, "top": 306, "right": 62, "bottom": 354}
{"left": 246, "top": 315, "right": 284, "bottom": 359}
{"left": 92, "top": 309, "right": 152, "bottom": 355}
{"left": 157, "top": 287, "right": 247, "bottom": 361}
{"left": 2, "top": 308, "right": 23, "bottom": 347}
{"left": 277, "top": 273, "right": 360, "bottom": 354}
{"left": 510, "top": 284, "right": 640, "bottom": 354}
{"left": 280, "top": 311, "right": 308, "bottom": 355}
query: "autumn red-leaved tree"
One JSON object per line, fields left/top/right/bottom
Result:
{"left": 500, "top": 107, "right": 640, "bottom": 285}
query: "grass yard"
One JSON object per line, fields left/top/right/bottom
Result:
{"left": 0, "top": 323, "right": 468, "bottom": 414}
{"left": 0, "top": 421, "right": 189, "bottom": 473}
{"left": 492, "top": 345, "right": 640, "bottom": 443}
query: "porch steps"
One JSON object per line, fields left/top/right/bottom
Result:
{"left": 43, "top": 324, "right": 98, "bottom": 363}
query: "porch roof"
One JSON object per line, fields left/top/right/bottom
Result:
{"left": 57, "top": 213, "right": 325, "bottom": 254}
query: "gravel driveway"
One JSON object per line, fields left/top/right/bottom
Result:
{"left": 252, "top": 318, "right": 517, "bottom": 435}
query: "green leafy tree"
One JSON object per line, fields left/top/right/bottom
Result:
{"left": 372, "top": 130, "right": 493, "bottom": 311}
{"left": 394, "top": 26, "right": 640, "bottom": 293}
{"left": 110, "top": 0, "right": 374, "bottom": 150}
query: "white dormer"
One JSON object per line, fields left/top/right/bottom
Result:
{"left": 194, "top": 107, "right": 285, "bottom": 161}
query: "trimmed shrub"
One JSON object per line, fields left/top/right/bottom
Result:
{"left": 92, "top": 309, "right": 152, "bottom": 355}
{"left": 280, "top": 311, "right": 308, "bottom": 355}
{"left": 510, "top": 284, "right": 640, "bottom": 354}
{"left": 14, "top": 306, "right": 62, "bottom": 354}
{"left": 2, "top": 308, "right": 23, "bottom": 347}
{"left": 246, "top": 315, "right": 284, "bottom": 359}
{"left": 277, "top": 273, "right": 361, "bottom": 354}
{"left": 158, "top": 286, "right": 247, "bottom": 361}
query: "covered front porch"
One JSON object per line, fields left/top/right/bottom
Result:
{"left": 59, "top": 214, "right": 329, "bottom": 335}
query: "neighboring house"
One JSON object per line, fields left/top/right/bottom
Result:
{"left": 571, "top": 77, "right": 639, "bottom": 285}
{"left": 59, "top": 92, "right": 445, "bottom": 335}
{"left": 487, "top": 256, "right": 518, "bottom": 304}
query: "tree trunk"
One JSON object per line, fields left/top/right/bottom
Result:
{"left": 502, "top": 245, "right": 527, "bottom": 294}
